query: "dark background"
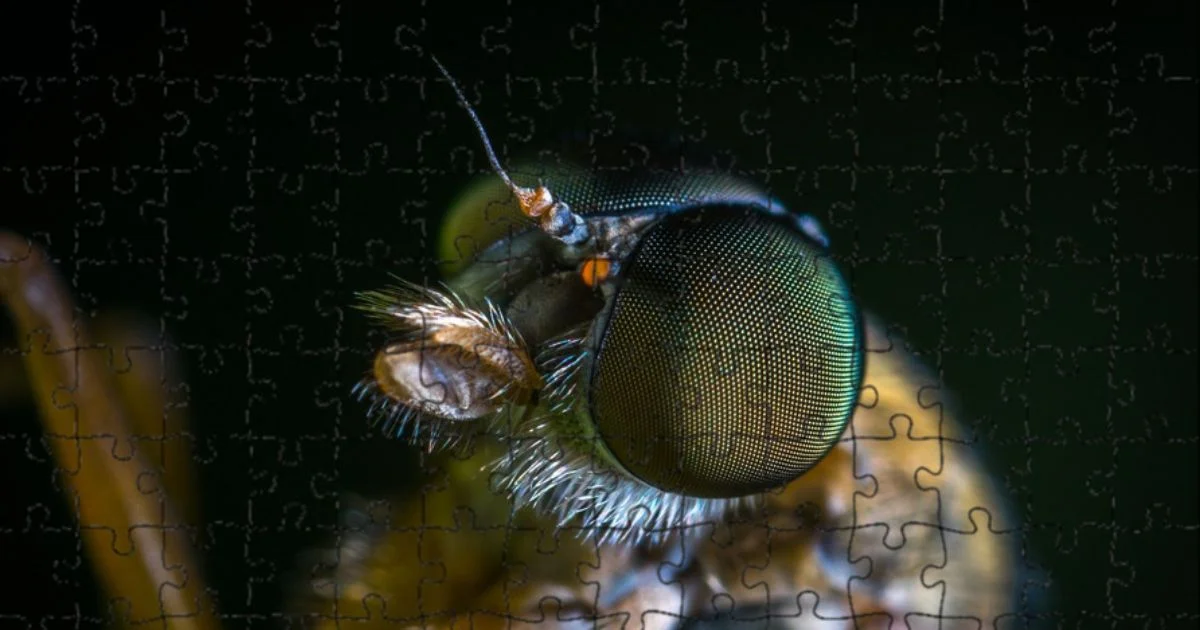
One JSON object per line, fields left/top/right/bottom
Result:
{"left": 1, "top": 1, "right": 1196, "bottom": 628}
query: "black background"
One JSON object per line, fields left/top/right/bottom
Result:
{"left": 2, "top": 1, "right": 1196, "bottom": 627}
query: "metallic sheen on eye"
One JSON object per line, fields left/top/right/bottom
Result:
{"left": 356, "top": 57, "right": 865, "bottom": 544}
{"left": 586, "top": 206, "right": 863, "bottom": 498}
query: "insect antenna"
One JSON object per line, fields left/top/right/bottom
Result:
{"left": 428, "top": 54, "right": 595, "bottom": 249}
{"left": 429, "top": 54, "right": 519, "bottom": 193}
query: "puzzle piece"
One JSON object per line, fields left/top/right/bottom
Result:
{"left": 3, "top": 4, "right": 1196, "bottom": 630}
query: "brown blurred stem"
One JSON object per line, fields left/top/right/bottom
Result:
{"left": 0, "top": 231, "right": 219, "bottom": 629}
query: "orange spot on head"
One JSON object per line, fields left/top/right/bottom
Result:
{"left": 580, "top": 257, "right": 612, "bottom": 288}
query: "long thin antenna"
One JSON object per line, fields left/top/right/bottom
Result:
{"left": 427, "top": 54, "right": 595, "bottom": 253}
{"left": 429, "top": 54, "right": 517, "bottom": 191}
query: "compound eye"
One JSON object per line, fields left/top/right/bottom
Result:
{"left": 587, "top": 206, "right": 864, "bottom": 498}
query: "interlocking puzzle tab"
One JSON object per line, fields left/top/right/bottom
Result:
{"left": 3, "top": 2, "right": 1196, "bottom": 630}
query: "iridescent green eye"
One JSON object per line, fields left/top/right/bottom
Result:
{"left": 586, "top": 206, "right": 863, "bottom": 498}
{"left": 360, "top": 57, "right": 867, "bottom": 543}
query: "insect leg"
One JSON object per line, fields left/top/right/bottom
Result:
{"left": 0, "top": 231, "right": 219, "bottom": 629}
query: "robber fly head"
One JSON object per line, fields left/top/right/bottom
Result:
{"left": 354, "top": 56, "right": 865, "bottom": 544}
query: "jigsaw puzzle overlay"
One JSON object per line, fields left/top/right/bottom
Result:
{"left": 2, "top": 2, "right": 1196, "bottom": 629}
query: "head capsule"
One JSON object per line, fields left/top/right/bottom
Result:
{"left": 436, "top": 156, "right": 865, "bottom": 502}
{"left": 358, "top": 56, "right": 864, "bottom": 541}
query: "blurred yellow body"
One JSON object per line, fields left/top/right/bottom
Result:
{"left": 295, "top": 315, "right": 1019, "bottom": 629}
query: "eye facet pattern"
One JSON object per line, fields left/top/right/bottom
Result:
{"left": 588, "top": 206, "right": 863, "bottom": 498}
